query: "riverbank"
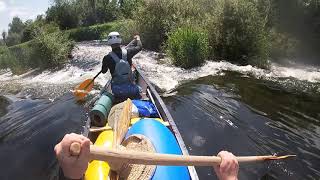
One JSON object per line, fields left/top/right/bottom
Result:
{"left": 2, "top": 0, "right": 320, "bottom": 75}
{"left": 0, "top": 20, "right": 138, "bottom": 74}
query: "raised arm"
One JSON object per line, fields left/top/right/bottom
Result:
{"left": 126, "top": 35, "right": 142, "bottom": 58}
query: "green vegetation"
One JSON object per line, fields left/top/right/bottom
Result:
{"left": 0, "top": 29, "right": 73, "bottom": 74}
{"left": 67, "top": 23, "right": 115, "bottom": 42}
{"left": 0, "top": 46, "right": 18, "bottom": 72}
{"left": 45, "top": 0, "right": 137, "bottom": 29}
{"left": 133, "top": 0, "right": 270, "bottom": 68}
{"left": 133, "top": 0, "right": 178, "bottom": 50}
{"left": 4, "top": 17, "right": 25, "bottom": 46}
{"left": 32, "top": 30, "right": 74, "bottom": 69}
{"left": 166, "top": 27, "right": 209, "bottom": 69}
{"left": 0, "top": 0, "right": 141, "bottom": 73}
{"left": 134, "top": 0, "right": 320, "bottom": 68}
{"left": 208, "top": 0, "right": 270, "bottom": 68}
{"left": 66, "top": 20, "right": 136, "bottom": 43}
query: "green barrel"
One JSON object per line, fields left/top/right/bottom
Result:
{"left": 90, "top": 92, "right": 113, "bottom": 127}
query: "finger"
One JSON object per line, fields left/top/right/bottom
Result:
{"left": 60, "top": 134, "right": 83, "bottom": 154}
{"left": 217, "top": 151, "right": 228, "bottom": 158}
{"left": 54, "top": 143, "right": 59, "bottom": 152}
{"left": 213, "top": 164, "right": 220, "bottom": 174}
{"left": 78, "top": 139, "right": 91, "bottom": 163}
{"left": 219, "top": 158, "right": 229, "bottom": 173}
{"left": 54, "top": 143, "right": 61, "bottom": 154}
{"left": 70, "top": 133, "right": 88, "bottom": 141}
{"left": 224, "top": 152, "right": 238, "bottom": 168}
{"left": 218, "top": 151, "right": 234, "bottom": 172}
{"left": 231, "top": 158, "right": 239, "bottom": 171}
{"left": 217, "top": 152, "right": 226, "bottom": 171}
{"left": 54, "top": 143, "right": 63, "bottom": 161}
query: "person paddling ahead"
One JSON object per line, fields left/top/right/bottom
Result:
{"left": 102, "top": 32, "right": 142, "bottom": 100}
{"left": 54, "top": 133, "right": 239, "bottom": 180}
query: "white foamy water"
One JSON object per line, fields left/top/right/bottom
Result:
{"left": 134, "top": 50, "right": 320, "bottom": 91}
{"left": 0, "top": 41, "right": 319, "bottom": 98}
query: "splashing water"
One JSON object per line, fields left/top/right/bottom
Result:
{"left": 0, "top": 41, "right": 319, "bottom": 98}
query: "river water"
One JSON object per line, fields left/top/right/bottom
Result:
{"left": 0, "top": 41, "right": 319, "bottom": 180}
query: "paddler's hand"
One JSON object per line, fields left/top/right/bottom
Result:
{"left": 213, "top": 151, "right": 239, "bottom": 180}
{"left": 134, "top": 35, "right": 140, "bottom": 41}
{"left": 54, "top": 133, "right": 91, "bottom": 179}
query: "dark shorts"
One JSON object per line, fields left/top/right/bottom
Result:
{"left": 111, "top": 83, "right": 141, "bottom": 100}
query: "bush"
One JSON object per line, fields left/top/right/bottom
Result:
{"left": 206, "top": 0, "right": 270, "bottom": 68}
{"left": 110, "top": 20, "right": 138, "bottom": 44}
{"left": 134, "top": 0, "right": 180, "bottom": 50}
{"left": 32, "top": 30, "right": 74, "bottom": 69}
{"left": 1, "top": 29, "right": 74, "bottom": 74}
{"left": 22, "top": 21, "right": 59, "bottom": 43}
{"left": 133, "top": 0, "right": 212, "bottom": 51}
{"left": 0, "top": 46, "right": 18, "bottom": 71}
{"left": 68, "top": 25, "right": 104, "bottom": 42}
{"left": 67, "top": 20, "right": 136, "bottom": 42}
{"left": 6, "top": 32, "right": 22, "bottom": 46}
{"left": 67, "top": 23, "right": 116, "bottom": 41}
{"left": 166, "top": 27, "right": 209, "bottom": 69}
{"left": 8, "top": 41, "right": 33, "bottom": 70}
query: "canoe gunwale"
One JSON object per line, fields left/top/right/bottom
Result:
{"left": 135, "top": 66, "right": 199, "bottom": 180}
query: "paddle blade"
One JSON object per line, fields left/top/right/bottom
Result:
{"left": 113, "top": 99, "right": 132, "bottom": 147}
{"left": 74, "top": 79, "right": 94, "bottom": 100}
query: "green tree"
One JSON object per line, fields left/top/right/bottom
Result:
{"left": 6, "top": 17, "right": 26, "bottom": 46}
{"left": 121, "top": 0, "right": 142, "bottom": 18}
{"left": 92, "top": 0, "right": 119, "bottom": 24}
{"left": 46, "top": 0, "right": 79, "bottom": 29}
{"left": 8, "top": 17, "right": 25, "bottom": 34}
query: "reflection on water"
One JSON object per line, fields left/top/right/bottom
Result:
{"left": 164, "top": 71, "right": 320, "bottom": 180}
{"left": 0, "top": 70, "right": 318, "bottom": 179}
{"left": 0, "top": 41, "right": 319, "bottom": 180}
{"left": 0, "top": 94, "right": 86, "bottom": 180}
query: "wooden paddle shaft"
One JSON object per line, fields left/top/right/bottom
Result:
{"left": 70, "top": 142, "right": 289, "bottom": 166}
{"left": 89, "top": 126, "right": 112, "bottom": 132}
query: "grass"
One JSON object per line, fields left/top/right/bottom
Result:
{"left": 166, "top": 27, "right": 209, "bottom": 69}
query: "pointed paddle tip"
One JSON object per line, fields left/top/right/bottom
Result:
{"left": 268, "top": 155, "right": 297, "bottom": 160}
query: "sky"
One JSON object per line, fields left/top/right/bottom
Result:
{"left": 0, "top": 0, "right": 51, "bottom": 32}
